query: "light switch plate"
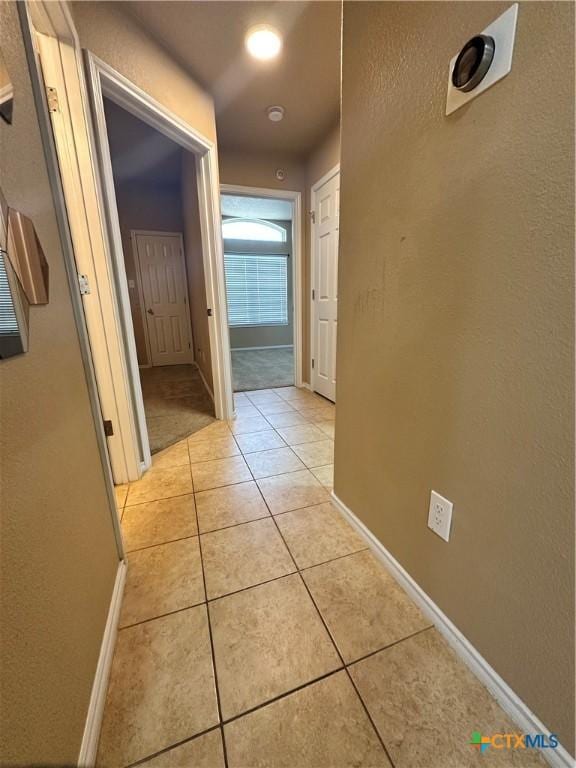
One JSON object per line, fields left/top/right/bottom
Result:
{"left": 428, "top": 490, "right": 453, "bottom": 542}
{"left": 446, "top": 3, "right": 518, "bottom": 115}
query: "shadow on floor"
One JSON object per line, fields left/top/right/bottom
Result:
{"left": 140, "top": 364, "right": 215, "bottom": 454}
{"left": 232, "top": 347, "right": 294, "bottom": 391}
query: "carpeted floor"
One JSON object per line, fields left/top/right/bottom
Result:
{"left": 140, "top": 364, "right": 215, "bottom": 454}
{"left": 231, "top": 347, "right": 294, "bottom": 391}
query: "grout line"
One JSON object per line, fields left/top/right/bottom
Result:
{"left": 118, "top": 601, "right": 206, "bottom": 632}
{"left": 343, "top": 666, "right": 397, "bottom": 767}
{"left": 187, "top": 452, "right": 241, "bottom": 466}
{"left": 296, "top": 569, "right": 397, "bottom": 767}
{"left": 297, "top": 546, "right": 371, "bottom": 572}
{"left": 346, "top": 625, "right": 435, "bottom": 668}
{"left": 198, "top": 512, "right": 272, "bottom": 536}
{"left": 192, "top": 472, "right": 229, "bottom": 768}
{"left": 124, "top": 532, "right": 199, "bottom": 555}
{"left": 125, "top": 723, "right": 222, "bottom": 768}
{"left": 124, "top": 490, "right": 194, "bottom": 510}
{"left": 206, "top": 569, "right": 299, "bottom": 605}
{"left": 220, "top": 666, "right": 345, "bottom": 727}
{"left": 266, "top": 490, "right": 398, "bottom": 767}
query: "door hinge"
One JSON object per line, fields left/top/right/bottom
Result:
{"left": 46, "top": 86, "right": 59, "bottom": 113}
{"left": 312, "top": 289, "right": 315, "bottom": 301}
{"left": 312, "top": 359, "right": 315, "bottom": 369}
{"left": 309, "top": 210, "right": 316, "bottom": 224}
{"left": 207, "top": 308, "right": 213, "bottom": 316}
{"left": 78, "top": 274, "right": 91, "bottom": 295}
{"left": 103, "top": 419, "right": 114, "bottom": 437}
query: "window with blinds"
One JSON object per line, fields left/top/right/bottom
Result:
{"left": 224, "top": 253, "right": 288, "bottom": 327}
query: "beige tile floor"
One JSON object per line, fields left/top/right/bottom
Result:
{"left": 104, "top": 387, "right": 545, "bottom": 768}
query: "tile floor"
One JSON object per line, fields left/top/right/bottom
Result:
{"left": 107, "top": 387, "right": 545, "bottom": 768}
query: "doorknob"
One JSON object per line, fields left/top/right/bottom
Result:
{"left": 147, "top": 308, "right": 154, "bottom": 315}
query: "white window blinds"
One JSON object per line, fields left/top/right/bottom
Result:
{"left": 224, "top": 253, "right": 288, "bottom": 327}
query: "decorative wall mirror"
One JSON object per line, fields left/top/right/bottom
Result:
{"left": 0, "top": 47, "right": 13, "bottom": 124}
{"left": 0, "top": 190, "right": 49, "bottom": 360}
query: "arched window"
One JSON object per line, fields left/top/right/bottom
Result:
{"left": 222, "top": 218, "right": 286, "bottom": 242}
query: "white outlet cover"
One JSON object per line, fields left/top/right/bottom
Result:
{"left": 446, "top": 3, "right": 518, "bottom": 115}
{"left": 428, "top": 490, "right": 453, "bottom": 542}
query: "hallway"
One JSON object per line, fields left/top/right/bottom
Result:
{"left": 106, "top": 387, "right": 544, "bottom": 768}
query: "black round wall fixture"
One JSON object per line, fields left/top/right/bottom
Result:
{"left": 451, "top": 34, "right": 496, "bottom": 92}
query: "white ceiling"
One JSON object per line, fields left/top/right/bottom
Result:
{"left": 221, "top": 194, "right": 292, "bottom": 220}
{"left": 118, "top": 1, "right": 341, "bottom": 156}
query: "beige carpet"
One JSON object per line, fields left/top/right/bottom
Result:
{"left": 232, "top": 347, "right": 294, "bottom": 391}
{"left": 140, "top": 365, "right": 215, "bottom": 454}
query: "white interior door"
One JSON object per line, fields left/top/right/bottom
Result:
{"left": 312, "top": 170, "right": 339, "bottom": 402}
{"left": 135, "top": 232, "right": 193, "bottom": 366}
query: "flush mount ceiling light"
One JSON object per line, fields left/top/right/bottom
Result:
{"left": 245, "top": 25, "right": 282, "bottom": 60}
{"left": 267, "top": 105, "right": 285, "bottom": 122}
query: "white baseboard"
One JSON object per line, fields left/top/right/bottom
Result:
{"left": 330, "top": 493, "right": 574, "bottom": 768}
{"left": 78, "top": 561, "right": 127, "bottom": 767}
{"left": 300, "top": 381, "right": 311, "bottom": 391}
{"left": 231, "top": 344, "right": 294, "bottom": 351}
{"left": 194, "top": 362, "right": 214, "bottom": 403}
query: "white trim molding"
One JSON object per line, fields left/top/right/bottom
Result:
{"left": 78, "top": 561, "right": 126, "bottom": 767}
{"left": 220, "top": 183, "right": 303, "bottom": 388}
{"left": 83, "top": 51, "right": 233, "bottom": 458}
{"left": 330, "top": 492, "right": 574, "bottom": 768}
{"left": 33, "top": 21, "right": 234, "bottom": 486}
{"left": 194, "top": 361, "right": 214, "bottom": 403}
{"left": 231, "top": 344, "right": 294, "bottom": 352}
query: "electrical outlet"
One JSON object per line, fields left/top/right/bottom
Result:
{"left": 428, "top": 490, "right": 453, "bottom": 542}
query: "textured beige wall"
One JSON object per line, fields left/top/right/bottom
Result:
{"left": 72, "top": 1, "right": 216, "bottom": 143}
{"left": 0, "top": 3, "right": 119, "bottom": 764}
{"left": 114, "top": 181, "right": 184, "bottom": 365}
{"left": 307, "top": 122, "right": 340, "bottom": 192}
{"left": 181, "top": 151, "right": 213, "bottom": 390}
{"left": 338, "top": 0, "right": 574, "bottom": 752}
{"left": 218, "top": 148, "right": 306, "bottom": 194}
{"left": 305, "top": 123, "right": 340, "bottom": 383}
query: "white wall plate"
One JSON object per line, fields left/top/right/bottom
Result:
{"left": 446, "top": 3, "right": 518, "bottom": 115}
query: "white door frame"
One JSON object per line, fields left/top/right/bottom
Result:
{"left": 220, "top": 183, "right": 303, "bottom": 388}
{"left": 310, "top": 164, "right": 340, "bottom": 398}
{"left": 18, "top": 0, "right": 124, "bottom": 560}
{"left": 85, "top": 52, "right": 233, "bottom": 470}
{"left": 28, "top": 0, "right": 233, "bottom": 483}
{"left": 130, "top": 230, "right": 194, "bottom": 368}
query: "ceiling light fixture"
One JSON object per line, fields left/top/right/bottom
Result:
{"left": 267, "top": 105, "right": 285, "bottom": 122}
{"left": 245, "top": 24, "right": 282, "bottom": 61}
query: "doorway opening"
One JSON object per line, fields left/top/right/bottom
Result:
{"left": 104, "top": 98, "right": 216, "bottom": 454}
{"left": 220, "top": 187, "right": 302, "bottom": 392}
